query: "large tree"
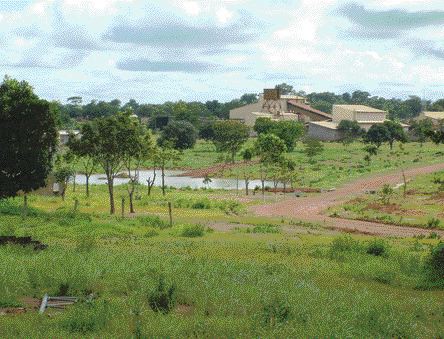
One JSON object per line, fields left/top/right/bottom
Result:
{"left": 212, "top": 120, "right": 250, "bottom": 163}
{"left": 365, "top": 124, "right": 390, "bottom": 148}
{"left": 337, "top": 120, "right": 365, "bottom": 146}
{"left": 0, "top": 76, "right": 58, "bottom": 199}
{"left": 383, "top": 120, "right": 407, "bottom": 149}
{"left": 408, "top": 119, "right": 433, "bottom": 146}
{"left": 157, "top": 120, "right": 197, "bottom": 150}
{"left": 86, "top": 112, "right": 142, "bottom": 214}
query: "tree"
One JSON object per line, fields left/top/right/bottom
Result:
{"left": 302, "top": 138, "right": 324, "bottom": 163}
{"left": 0, "top": 76, "right": 58, "bottom": 199}
{"left": 67, "top": 124, "right": 97, "bottom": 197}
{"left": 86, "top": 112, "right": 142, "bottom": 214}
{"left": 380, "top": 184, "right": 394, "bottom": 205}
{"left": 365, "top": 124, "right": 390, "bottom": 148}
{"left": 157, "top": 120, "right": 197, "bottom": 150}
{"left": 271, "top": 120, "right": 304, "bottom": 152}
{"left": 154, "top": 146, "right": 181, "bottom": 196}
{"left": 383, "top": 120, "right": 407, "bottom": 149}
{"left": 53, "top": 157, "right": 74, "bottom": 201}
{"left": 255, "top": 134, "right": 287, "bottom": 197}
{"left": 240, "top": 147, "right": 254, "bottom": 195}
{"left": 275, "top": 83, "right": 295, "bottom": 95}
{"left": 337, "top": 120, "right": 365, "bottom": 146}
{"left": 125, "top": 125, "right": 153, "bottom": 213}
{"left": 212, "top": 120, "right": 250, "bottom": 163}
{"left": 199, "top": 121, "right": 215, "bottom": 141}
{"left": 363, "top": 145, "right": 378, "bottom": 165}
{"left": 278, "top": 158, "right": 296, "bottom": 193}
{"left": 253, "top": 117, "right": 274, "bottom": 135}
{"left": 240, "top": 93, "right": 258, "bottom": 105}
{"left": 408, "top": 119, "right": 433, "bottom": 146}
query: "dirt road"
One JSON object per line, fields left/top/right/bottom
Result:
{"left": 252, "top": 163, "right": 444, "bottom": 237}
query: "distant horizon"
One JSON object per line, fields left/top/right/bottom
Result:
{"left": 1, "top": 0, "right": 443, "bottom": 103}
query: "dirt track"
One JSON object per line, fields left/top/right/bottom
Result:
{"left": 252, "top": 163, "right": 444, "bottom": 237}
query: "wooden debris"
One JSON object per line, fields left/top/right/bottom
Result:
{"left": 39, "top": 294, "right": 78, "bottom": 314}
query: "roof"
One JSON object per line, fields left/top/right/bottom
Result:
{"left": 333, "top": 105, "right": 386, "bottom": 113}
{"left": 287, "top": 100, "right": 332, "bottom": 119}
{"left": 280, "top": 95, "right": 306, "bottom": 100}
{"left": 423, "top": 111, "right": 444, "bottom": 120}
{"left": 309, "top": 121, "right": 339, "bottom": 130}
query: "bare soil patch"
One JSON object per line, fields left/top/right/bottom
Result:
{"left": 251, "top": 162, "right": 444, "bottom": 237}
{"left": 0, "top": 236, "right": 47, "bottom": 251}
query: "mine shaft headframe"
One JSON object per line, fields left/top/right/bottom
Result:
{"left": 262, "top": 88, "right": 283, "bottom": 115}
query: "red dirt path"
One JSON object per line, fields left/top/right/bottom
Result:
{"left": 251, "top": 163, "right": 444, "bottom": 237}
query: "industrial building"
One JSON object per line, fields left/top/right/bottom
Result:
{"left": 229, "top": 89, "right": 331, "bottom": 128}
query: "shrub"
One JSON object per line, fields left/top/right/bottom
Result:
{"left": 426, "top": 218, "right": 441, "bottom": 229}
{"left": 148, "top": 277, "right": 176, "bottom": 314}
{"left": 366, "top": 239, "right": 389, "bottom": 256}
{"left": 262, "top": 298, "right": 291, "bottom": 326}
{"left": 428, "top": 242, "right": 444, "bottom": 277}
{"left": 330, "top": 234, "right": 360, "bottom": 252}
{"left": 62, "top": 300, "right": 110, "bottom": 334}
{"left": 252, "top": 224, "right": 280, "bottom": 234}
{"left": 145, "top": 229, "right": 159, "bottom": 237}
{"left": 137, "top": 215, "right": 169, "bottom": 229}
{"left": 175, "top": 224, "right": 205, "bottom": 237}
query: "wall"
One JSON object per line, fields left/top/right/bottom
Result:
{"left": 332, "top": 106, "right": 354, "bottom": 122}
{"left": 308, "top": 123, "right": 341, "bottom": 141}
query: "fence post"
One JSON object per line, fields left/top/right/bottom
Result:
{"left": 121, "top": 197, "right": 125, "bottom": 218}
{"left": 73, "top": 198, "right": 79, "bottom": 212}
{"left": 168, "top": 202, "right": 173, "bottom": 227}
{"left": 23, "top": 194, "right": 28, "bottom": 218}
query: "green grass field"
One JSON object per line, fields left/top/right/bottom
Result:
{"left": 141, "top": 140, "right": 444, "bottom": 189}
{"left": 0, "top": 185, "right": 443, "bottom": 337}
{"left": 329, "top": 170, "right": 444, "bottom": 230}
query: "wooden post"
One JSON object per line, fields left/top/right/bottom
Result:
{"left": 73, "top": 198, "right": 79, "bottom": 212}
{"left": 168, "top": 202, "right": 173, "bottom": 227}
{"left": 121, "top": 197, "right": 125, "bottom": 218}
{"left": 23, "top": 194, "right": 28, "bottom": 218}
{"left": 39, "top": 294, "right": 48, "bottom": 314}
{"left": 72, "top": 174, "right": 76, "bottom": 192}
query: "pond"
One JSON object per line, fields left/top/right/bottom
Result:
{"left": 73, "top": 170, "right": 280, "bottom": 190}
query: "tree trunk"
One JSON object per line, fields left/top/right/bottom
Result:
{"left": 73, "top": 174, "right": 76, "bottom": 192}
{"left": 389, "top": 141, "right": 393, "bottom": 150}
{"left": 245, "top": 178, "right": 249, "bottom": 196}
{"left": 107, "top": 176, "right": 115, "bottom": 214}
{"left": 129, "top": 190, "right": 135, "bottom": 213}
{"left": 161, "top": 165, "right": 166, "bottom": 196}
{"left": 231, "top": 150, "right": 236, "bottom": 164}
{"left": 23, "top": 194, "right": 28, "bottom": 218}
{"left": 86, "top": 175, "right": 90, "bottom": 198}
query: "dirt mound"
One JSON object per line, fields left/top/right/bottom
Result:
{"left": 0, "top": 236, "right": 47, "bottom": 250}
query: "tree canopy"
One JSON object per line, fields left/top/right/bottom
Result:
{"left": 157, "top": 120, "right": 197, "bottom": 150}
{"left": 212, "top": 120, "right": 250, "bottom": 163}
{"left": 0, "top": 76, "right": 58, "bottom": 198}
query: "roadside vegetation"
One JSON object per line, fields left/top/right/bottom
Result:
{"left": 329, "top": 170, "right": 444, "bottom": 230}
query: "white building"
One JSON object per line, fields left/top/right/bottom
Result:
{"left": 308, "top": 105, "right": 390, "bottom": 141}
{"left": 59, "top": 130, "right": 80, "bottom": 145}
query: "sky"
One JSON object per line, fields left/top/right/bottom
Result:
{"left": 0, "top": 0, "right": 443, "bottom": 104}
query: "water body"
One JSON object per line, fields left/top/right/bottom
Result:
{"left": 73, "top": 170, "right": 279, "bottom": 190}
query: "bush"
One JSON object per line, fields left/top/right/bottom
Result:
{"left": 428, "top": 242, "right": 444, "bottom": 277}
{"left": 175, "top": 224, "right": 205, "bottom": 237}
{"left": 62, "top": 300, "right": 110, "bottom": 334}
{"left": 426, "top": 218, "right": 441, "bottom": 229}
{"left": 148, "top": 277, "right": 176, "bottom": 314}
{"left": 366, "top": 239, "right": 389, "bottom": 256}
{"left": 330, "top": 234, "right": 360, "bottom": 252}
{"left": 252, "top": 224, "right": 280, "bottom": 234}
{"left": 137, "top": 215, "right": 169, "bottom": 229}
{"left": 262, "top": 298, "right": 291, "bottom": 326}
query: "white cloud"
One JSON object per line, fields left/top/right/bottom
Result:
{"left": 216, "top": 7, "right": 233, "bottom": 24}
{"left": 182, "top": 1, "right": 201, "bottom": 16}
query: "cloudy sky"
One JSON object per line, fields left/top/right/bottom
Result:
{"left": 1, "top": 0, "right": 443, "bottom": 103}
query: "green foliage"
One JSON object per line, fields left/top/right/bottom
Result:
{"left": 408, "top": 119, "right": 433, "bottom": 144}
{"left": 254, "top": 119, "right": 303, "bottom": 151}
{"left": 61, "top": 300, "right": 111, "bottom": 334}
{"left": 198, "top": 121, "right": 215, "bottom": 141}
{"left": 365, "top": 124, "right": 390, "bottom": 148}
{"left": 302, "top": 137, "right": 324, "bottom": 162}
{"left": 0, "top": 76, "right": 58, "bottom": 198}
{"left": 157, "top": 120, "right": 197, "bottom": 150}
{"left": 173, "top": 224, "right": 205, "bottom": 237}
{"left": 252, "top": 223, "right": 281, "bottom": 234}
{"left": 136, "top": 215, "right": 169, "bottom": 229}
{"left": 337, "top": 120, "right": 365, "bottom": 145}
{"left": 262, "top": 298, "right": 292, "bottom": 326}
{"left": 428, "top": 242, "right": 444, "bottom": 277}
{"left": 427, "top": 218, "right": 441, "bottom": 229}
{"left": 255, "top": 133, "right": 287, "bottom": 164}
{"left": 383, "top": 120, "right": 407, "bottom": 149}
{"left": 212, "top": 120, "right": 250, "bottom": 162}
{"left": 148, "top": 277, "right": 177, "bottom": 314}
{"left": 380, "top": 184, "right": 394, "bottom": 205}
{"left": 366, "top": 239, "right": 389, "bottom": 256}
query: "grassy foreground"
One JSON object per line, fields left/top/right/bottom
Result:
{"left": 0, "top": 186, "right": 443, "bottom": 337}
